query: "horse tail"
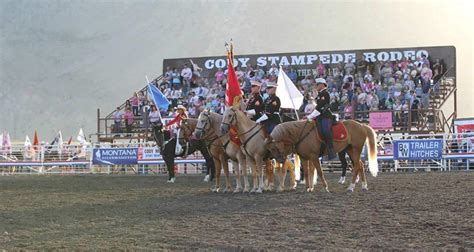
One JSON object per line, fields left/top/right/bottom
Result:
{"left": 293, "top": 153, "right": 301, "bottom": 180}
{"left": 363, "top": 125, "right": 379, "bottom": 177}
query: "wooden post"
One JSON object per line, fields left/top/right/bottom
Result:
{"left": 97, "top": 108, "right": 100, "bottom": 141}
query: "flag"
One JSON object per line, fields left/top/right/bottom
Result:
{"left": 25, "top": 135, "right": 32, "bottom": 147}
{"left": 24, "top": 135, "right": 35, "bottom": 158}
{"left": 225, "top": 41, "right": 242, "bottom": 106}
{"left": 33, "top": 130, "right": 39, "bottom": 151}
{"left": 148, "top": 84, "right": 170, "bottom": 111}
{"left": 276, "top": 66, "right": 304, "bottom": 111}
{"left": 2, "top": 131, "right": 12, "bottom": 155}
{"left": 58, "top": 131, "right": 64, "bottom": 155}
{"left": 77, "top": 128, "right": 88, "bottom": 145}
{"left": 0, "top": 132, "right": 3, "bottom": 150}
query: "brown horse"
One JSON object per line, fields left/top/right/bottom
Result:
{"left": 221, "top": 107, "right": 296, "bottom": 193}
{"left": 265, "top": 119, "right": 378, "bottom": 192}
{"left": 194, "top": 110, "right": 250, "bottom": 193}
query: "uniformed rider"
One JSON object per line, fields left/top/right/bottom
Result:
{"left": 308, "top": 78, "right": 337, "bottom": 160}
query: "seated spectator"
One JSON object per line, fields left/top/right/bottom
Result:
{"left": 171, "top": 67, "right": 181, "bottom": 88}
{"left": 344, "top": 59, "right": 356, "bottom": 75}
{"left": 343, "top": 101, "right": 353, "bottom": 119}
{"left": 304, "top": 97, "right": 316, "bottom": 116}
{"left": 287, "top": 67, "right": 298, "bottom": 83}
{"left": 268, "top": 63, "right": 279, "bottom": 77}
{"left": 316, "top": 61, "right": 326, "bottom": 77}
{"left": 214, "top": 68, "right": 226, "bottom": 84}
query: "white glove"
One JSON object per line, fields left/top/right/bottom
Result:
{"left": 307, "top": 110, "right": 320, "bottom": 119}
{"left": 256, "top": 114, "right": 269, "bottom": 123}
{"left": 246, "top": 109, "right": 256, "bottom": 116}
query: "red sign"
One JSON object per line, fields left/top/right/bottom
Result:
{"left": 369, "top": 112, "right": 393, "bottom": 130}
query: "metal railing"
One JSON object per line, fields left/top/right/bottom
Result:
{"left": 1, "top": 132, "right": 473, "bottom": 175}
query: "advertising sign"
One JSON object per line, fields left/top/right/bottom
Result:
{"left": 92, "top": 148, "right": 138, "bottom": 165}
{"left": 369, "top": 111, "right": 393, "bottom": 130}
{"left": 393, "top": 139, "right": 443, "bottom": 160}
{"left": 138, "top": 147, "right": 161, "bottom": 160}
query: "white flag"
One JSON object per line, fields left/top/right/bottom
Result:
{"left": 0, "top": 132, "right": 3, "bottom": 149}
{"left": 276, "top": 66, "right": 304, "bottom": 110}
{"left": 25, "top": 135, "right": 32, "bottom": 147}
{"left": 77, "top": 128, "right": 88, "bottom": 145}
{"left": 58, "top": 131, "right": 64, "bottom": 154}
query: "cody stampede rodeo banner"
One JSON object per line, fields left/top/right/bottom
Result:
{"left": 163, "top": 46, "right": 455, "bottom": 80}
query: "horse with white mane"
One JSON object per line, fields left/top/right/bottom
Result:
{"left": 265, "top": 119, "right": 378, "bottom": 192}
{"left": 193, "top": 110, "right": 249, "bottom": 193}
{"left": 220, "top": 106, "right": 296, "bottom": 193}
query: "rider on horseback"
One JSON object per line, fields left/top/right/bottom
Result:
{"left": 256, "top": 82, "right": 281, "bottom": 134}
{"left": 245, "top": 80, "right": 264, "bottom": 121}
{"left": 308, "top": 78, "right": 337, "bottom": 160}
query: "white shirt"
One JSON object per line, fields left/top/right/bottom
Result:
{"left": 181, "top": 67, "right": 192, "bottom": 80}
{"left": 149, "top": 111, "right": 162, "bottom": 123}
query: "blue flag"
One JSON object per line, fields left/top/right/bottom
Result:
{"left": 148, "top": 84, "right": 170, "bottom": 110}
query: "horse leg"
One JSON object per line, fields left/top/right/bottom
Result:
{"left": 313, "top": 158, "right": 329, "bottom": 192}
{"left": 302, "top": 159, "right": 310, "bottom": 190}
{"left": 285, "top": 158, "right": 296, "bottom": 190}
{"left": 358, "top": 160, "right": 368, "bottom": 191}
{"left": 231, "top": 160, "right": 242, "bottom": 193}
{"left": 264, "top": 159, "right": 274, "bottom": 191}
{"left": 346, "top": 146, "right": 363, "bottom": 192}
{"left": 255, "top": 157, "right": 265, "bottom": 193}
{"left": 213, "top": 157, "right": 222, "bottom": 193}
{"left": 222, "top": 155, "right": 232, "bottom": 193}
{"left": 247, "top": 158, "right": 258, "bottom": 193}
{"left": 240, "top": 157, "right": 250, "bottom": 193}
{"left": 339, "top": 151, "right": 347, "bottom": 184}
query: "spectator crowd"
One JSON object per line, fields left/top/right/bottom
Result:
{"left": 112, "top": 55, "right": 447, "bottom": 134}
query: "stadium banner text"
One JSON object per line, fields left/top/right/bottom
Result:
{"left": 393, "top": 139, "right": 443, "bottom": 160}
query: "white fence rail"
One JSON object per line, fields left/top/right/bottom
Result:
{"left": 1, "top": 133, "right": 473, "bottom": 175}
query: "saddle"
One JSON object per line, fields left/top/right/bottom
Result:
{"left": 314, "top": 121, "right": 348, "bottom": 142}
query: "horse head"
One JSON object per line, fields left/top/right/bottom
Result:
{"left": 179, "top": 118, "right": 194, "bottom": 141}
{"left": 195, "top": 109, "right": 211, "bottom": 139}
{"left": 220, "top": 107, "right": 238, "bottom": 134}
{"left": 265, "top": 136, "right": 289, "bottom": 164}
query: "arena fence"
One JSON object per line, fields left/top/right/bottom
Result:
{"left": 1, "top": 133, "right": 472, "bottom": 175}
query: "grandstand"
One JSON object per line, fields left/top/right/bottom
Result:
{"left": 95, "top": 46, "right": 457, "bottom": 143}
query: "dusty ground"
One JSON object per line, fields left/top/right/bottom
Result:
{"left": 0, "top": 171, "right": 473, "bottom": 250}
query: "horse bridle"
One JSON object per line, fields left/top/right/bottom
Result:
{"left": 222, "top": 107, "right": 264, "bottom": 157}
{"left": 195, "top": 111, "right": 212, "bottom": 137}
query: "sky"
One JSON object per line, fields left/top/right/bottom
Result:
{"left": 1, "top": 0, "right": 473, "bottom": 141}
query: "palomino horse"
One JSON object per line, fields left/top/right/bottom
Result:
{"left": 154, "top": 119, "right": 215, "bottom": 182}
{"left": 266, "top": 119, "right": 378, "bottom": 192}
{"left": 221, "top": 107, "right": 296, "bottom": 193}
{"left": 193, "top": 110, "right": 250, "bottom": 193}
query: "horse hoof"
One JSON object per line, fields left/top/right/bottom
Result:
{"left": 325, "top": 187, "right": 330, "bottom": 193}
{"left": 362, "top": 185, "right": 369, "bottom": 192}
{"left": 250, "top": 188, "right": 257, "bottom": 194}
{"left": 243, "top": 188, "right": 249, "bottom": 193}
{"left": 338, "top": 177, "right": 346, "bottom": 184}
{"left": 347, "top": 187, "right": 354, "bottom": 193}
{"left": 256, "top": 188, "right": 263, "bottom": 194}
{"left": 233, "top": 188, "right": 242, "bottom": 193}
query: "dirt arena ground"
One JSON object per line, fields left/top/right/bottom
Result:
{"left": 0, "top": 171, "right": 473, "bottom": 250}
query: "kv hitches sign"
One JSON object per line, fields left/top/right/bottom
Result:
{"left": 92, "top": 148, "right": 138, "bottom": 165}
{"left": 393, "top": 139, "right": 443, "bottom": 160}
